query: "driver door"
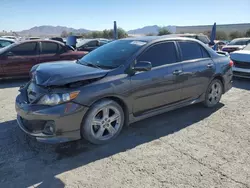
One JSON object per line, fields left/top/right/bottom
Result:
{"left": 131, "top": 41, "right": 183, "bottom": 116}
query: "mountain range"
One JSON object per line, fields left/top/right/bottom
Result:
{"left": 16, "top": 23, "right": 250, "bottom": 37}
{"left": 127, "top": 23, "right": 250, "bottom": 35}
{"left": 17, "top": 26, "right": 90, "bottom": 36}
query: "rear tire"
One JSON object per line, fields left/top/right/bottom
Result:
{"left": 81, "top": 99, "right": 124, "bottom": 145}
{"left": 203, "top": 79, "right": 223, "bottom": 108}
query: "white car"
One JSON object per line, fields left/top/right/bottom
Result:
{"left": 230, "top": 44, "right": 250, "bottom": 78}
{"left": 222, "top": 38, "right": 250, "bottom": 53}
{"left": 1, "top": 35, "right": 18, "bottom": 40}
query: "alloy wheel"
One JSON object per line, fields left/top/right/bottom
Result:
{"left": 90, "top": 106, "right": 122, "bottom": 141}
{"left": 207, "top": 82, "right": 222, "bottom": 105}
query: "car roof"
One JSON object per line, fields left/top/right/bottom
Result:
{"left": 0, "top": 37, "right": 15, "bottom": 42}
{"left": 121, "top": 35, "right": 205, "bottom": 43}
{"left": 15, "top": 39, "right": 65, "bottom": 45}
{"left": 231, "top": 37, "right": 250, "bottom": 41}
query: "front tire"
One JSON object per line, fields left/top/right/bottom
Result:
{"left": 203, "top": 79, "right": 223, "bottom": 108}
{"left": 81, "top": 99, "right": 124, "bottom": 145}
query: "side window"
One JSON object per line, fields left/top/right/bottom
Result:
{"left": 41, "top": 42, "right": 58, "bottom": 54}
{"left": 86, "top": 40, "right": 98, "bottom": 47}
{"left": 178, "top": 41, "right": 203, "bottom": 61}
{"left": 200, "top": 46, "right": 210, "bottom": 58}
{"left": 9, "top": 42, "right": 37, "bottom": 56}
{"left": 138, "top": 42, "right": 178, "bottom": 67}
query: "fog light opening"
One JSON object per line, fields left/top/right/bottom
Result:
{"left": 43, "top": 121, "right": 55, "bottom": 135}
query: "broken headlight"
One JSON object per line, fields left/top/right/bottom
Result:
{"left": 38, "top": 91, "right": 80, "bottom": 106}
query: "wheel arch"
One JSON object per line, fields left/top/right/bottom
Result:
{"left": 212, "top": 74, "right": 225, "bottom": 93}
{"left": 88, "top": 95, "right": 130, "bottom": 127}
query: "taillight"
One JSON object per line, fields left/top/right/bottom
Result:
{"left": 229, "top": 60, "right": 234, "bottom": 67}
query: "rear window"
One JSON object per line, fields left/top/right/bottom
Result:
{"left": 179, "top": 41, "right": 204, "bottom": 61}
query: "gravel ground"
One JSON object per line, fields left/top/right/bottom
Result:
{"left": 0, "top": 78, "right": 250, "bottom": 188}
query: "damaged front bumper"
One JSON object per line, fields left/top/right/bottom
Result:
{"left": 15, "top": 93, "right": 89, "bottom": 144}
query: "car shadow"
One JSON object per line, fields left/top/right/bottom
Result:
{"left": 233, "top": 77, "right": 250, "bottom": 90}
{"left": 0, "top": 103, "right": 224, "bottom": 187}
{"left": 0, "top": 78, "right": 29, "bottom": 89}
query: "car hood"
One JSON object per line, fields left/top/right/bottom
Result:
{"left": 32, "top": 61, "right": 110, "bottom": 87}
{"left": 230, "top": 50, "right": 250, "bottom": 62}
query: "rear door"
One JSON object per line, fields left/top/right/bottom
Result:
{"left": 177, "top": 41, "right": 215, "bottom": 101}
{"left": 1, "top": 42, "right": 38, "bottom": 77}
{"left": 39, "top": 41, "right": 60, "bottom": 63}
{"left": 131, "top": 41, "right": 183, "bottom": 115}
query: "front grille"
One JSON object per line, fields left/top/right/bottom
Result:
{"left": 21, "top": 118, "right": 46, "bottom": 133}
{"left": 234, "top": 61, "right": 250, "bottom": 69}
{"left": 233, "top": 71, "right": 250, "bottom": 78}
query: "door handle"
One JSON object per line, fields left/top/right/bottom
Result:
{"left": 172, "top": 70, "right": 182, "bottom": 75}
{"left": 207, "top": 63, "right": 214, "bottom": 68}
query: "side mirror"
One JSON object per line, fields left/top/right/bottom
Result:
{"left": 133, "top": 61, "right": 152, "bottom": 72}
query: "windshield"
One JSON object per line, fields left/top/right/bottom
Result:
{"left": 78, "top": 40, "right": 147, "bottom": 69}
{"left": 0, "top": 43, "right": 15, "bottom": 54}
{"left": 244, "top": 44, "right": 250, "bottom": 51}
{"left": 228, "top": 39, "right": 250, "bottom": 45}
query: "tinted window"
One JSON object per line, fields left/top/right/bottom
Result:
{"left": 200, "top": 46, "right": 210, "bottom": 58}
{"left": 9, "top": 42, "right": 37, "bottom": 56}
{"left": 179, "top": 41, "right": 203, "bottom": 61}
{"left": 138, "top": 42, "right": 177, "bottom": 67}
{"left": 86, "top": 40, "right": 98, "bottom": 47}
{"left": 78, "top": 40, "right": 147, "bottom": 69}
{"left": 41, "top": 42, "right": 58, "bottom": 54}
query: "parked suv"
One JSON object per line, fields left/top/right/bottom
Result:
{"left": 0, "top": 40, "right": 87, "bottom": 79}
{"left": 16, "top": 36, "right": 233, "bottom": 144}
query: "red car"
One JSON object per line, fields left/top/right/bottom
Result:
{"left": 0, "top": 40, "right": 87, "bottom": 79}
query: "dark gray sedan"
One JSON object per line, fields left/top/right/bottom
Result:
{"left": 15, "top": 36, "right": 233, "bottom": 144}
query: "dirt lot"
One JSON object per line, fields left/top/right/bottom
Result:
{"left": 0, "top": 78, "right": 250, "bottom": 188}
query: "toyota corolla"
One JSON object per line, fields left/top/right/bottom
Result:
{"left": 15, "top": 36, "right": 233, "bottom": 144}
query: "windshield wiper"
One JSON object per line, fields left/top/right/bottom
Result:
{"left": 79, "top": 61, "right": 101, "bottom": 69}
